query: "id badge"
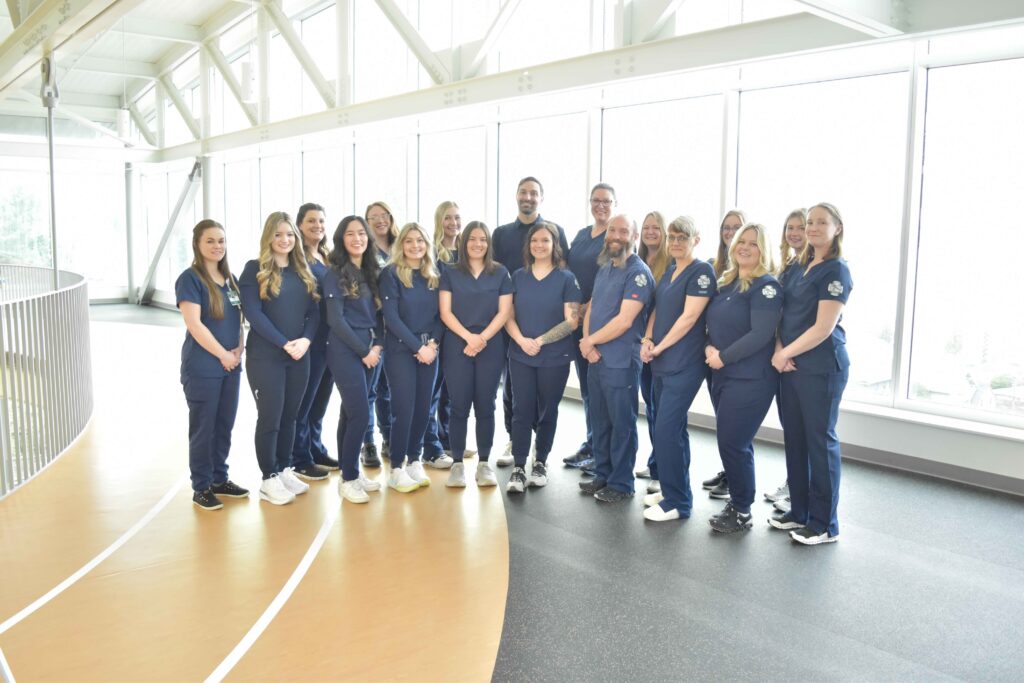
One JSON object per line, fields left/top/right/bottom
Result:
{"left": 227, "top": 288, "right": 241, "bottom": 308}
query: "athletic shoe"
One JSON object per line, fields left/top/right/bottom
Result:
{"left": 424, "top": 453, "right": 454, "bottom": 470}
{"left": 790, "top": 527, "right": 839, "bottom": 545}
{"left": 768, "top": 510, "right": 804, "bottom": 531}
{"left": 507, "top": 467, "right": 527, "bottom": 494}
{"left": 774, "top": 497, "right": 792, "bottom": 513}
{"left": 361, "top": 443, "right": 381, "bottom": 468}
{"left": 315, "top": 454, "right": 340, "bottom": 470}
{"left": 496, "top": 443, "right": 514, "bottom": 467}
{"left": 643, "top": 505, "right": 681, "bottom": 522}
{"left": 709, "top": 503, "right": 752, "bottom": 533}
{"left": 562, "top": 449, "right": 591, "bottom": 467}
{"left": 635, "top": 467, "right": 651, "bottom": 479}
{"left": 464, "top": 449, "right": 477, "bottom": 459}
{"left": 280, "top": 468, "right": 310, "bottom": 495}
{"left": 192, "top": 489, "right": 223, "bottom": 511}
{"left": 647, "top": 479, "right": 661, "bottom": 494}
{"left": 259, "top": 475, "right": 295, "bottom": 505}
{"left": 764, "top": 481, "right": 789, "bottom": 502}
{"left": 580, "top": 461, "right": 596, "bottom": 476}
{"left": 446, "top": 462, "right": 467, "bottom": 488}
{"left": 381, "top": 441, "right": 391, "bottom": 462}
{"left": 358, "top": 475, "right": 382, "bottom": 492}
{"left": 702, "top": 470, "right": 726, "bottom": 490}
{"left": 708, "top": 480, "right": 730, "bottom": 500}
{"left": 594, "top": 487, "right": 632, "bottom": 503}
{"left": 476, "top": 462, "right": 498, "bottom": 487}
{"left": 528, "top": 461, "right": 548, "bottom": 488}
{"left": 339, "top": 478, "right": 369, "bottom": 504}
{"left": 642, "top": 491, "right": 664, "bottom": 507}
{"left": 579, "top": 478, "right": 607, "bottom": 495}
{"left": 406, "top": 461, "right": 430, "bottom": 487}
{"left": 292, "top": 463, "right": 330, "bottom": 481}
{"left": 211, "top": 480, "right": 249, "bottom": 498}
{"left": 388, "top": 467, "right": 419, "bottom": 493}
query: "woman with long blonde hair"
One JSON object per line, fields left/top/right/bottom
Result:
{"left": 702, "top": 223, "right": 781, "bottom": 532}
{"left": 238, "top": 211, "right": 321, "bottom": 506}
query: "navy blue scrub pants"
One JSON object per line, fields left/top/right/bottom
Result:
{"left": 588, "top": 359, "right": 641, "bottom": 494}
{"left": 421, "top": 367, "right": 451, "bottom": 458}
{"left": 711, "top": 373, "right": 777, "bottom": 514}
{"left": 325, "top": 334, "right": 374, "bottom": 482}
{"left": 365, "top": 358, "right": 392, "bottom": 446}
{"left": 246, "top": 354, "right": 310, "bottom": 479}
{"left": 384, "top": 348, "right": 437, "bottom": 468}
{"left": 182, "top": 371, "right": 240, "bottom": 492}
{"left": 292, "top": 339, "right": 333, "bottom": 468}
{"left": 640, "top": 361, "right": 657, "bottom": 477}
{"left": 572, "top": 328, "right": 594, "bottom": 454}
{"left": 780, "top": 369, "right": 848, "bottom": 536}
{"left": 651, "top": 363, "right": 705, "bottom": 515}
{"left": 509, "top": 359, "right": 570, "bottom": 467}
{"left": 444, "top": 334, "right": 505, "bottom": 463}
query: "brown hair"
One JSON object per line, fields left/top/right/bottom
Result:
{"left": 190, "top": 219, "right": 238, "bottom": 320}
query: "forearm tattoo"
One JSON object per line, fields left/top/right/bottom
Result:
{"left": 539, "top": 303, "right": 579, "bottom": 345}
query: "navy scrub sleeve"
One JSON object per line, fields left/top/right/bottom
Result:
{"left": 175, "top": 269, "right": 242, "bottom": 378}
{"left": 588, "top": 254, "right": 654, "bottom": 368}
{"left": 649, "top": 259, "right": 716, "bottom": 376}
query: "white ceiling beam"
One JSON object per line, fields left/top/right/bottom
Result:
{"left": 158, "top": 73, "right": 201, "bottom": 139}
{"left": 0, "top": 98, "right": 112, "bottom": 122}
{"left": 261, "top": 0, "right": 336, "bottom": 108}
{"left": 127, "top": 101, "right": 156, "bottom": 146}
{"left": 791, "top": 0, "right": 903, "bottom": 37}
{"left": 462, "top": 0, "right": 523, "bottom": 78}
{"left": 66, "top": 55, "right": 158, "bottom": 79}
{"left": 55, "top": 102, "right": 133, "bottom": 145}
{"left": 59, "top": 90, "right": 121, "bottom": 109}
{"left": 202, "top": 40, "right": 258, "bottom": 126}
{"left": 633, "top": 0, "right": 689, "bottom": 43}
{"left": 374, "top": 0, "right": 451, "bottom": 84}
{"left": 0, "top": 138, "right": 157, "bottom": 162}
{"left": 5, "top": 0, "right": 22, "bottom": 27}
{"left": 111, "top": 17, "right": 201, "bottom": 44}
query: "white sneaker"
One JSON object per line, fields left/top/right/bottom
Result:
{"left": 358, "top": 474, "right": 382, "bottom": 492}
{"left": 642, "top": 491, "right": 664, "bottom": 507}
{"left": 643, "top": 504, "right": 681, "bottom": 522}
{"left": 259, "top": 475, "right": 296, "bottom": 505}
{"left": 279, "top": 467, "right": 310, "bottom": 495}
{"left": 425, "top": 453, "right": 454, "bottom": 470}
{"left": 388, "top": 467, "right": 420, "bottom": 493}
{"left": 446, "top": 462, "right": 466, "bottom": 488}
{"left": 339, "top": 478, "right": 369, "bottom": 504}
{"left": 406, "top": 460, "right": 430, "bottom": 487}
{"left": 636, "top": 467, "right": 651, "bottom": 479}
{"left": 476, "top": 461, "right": 498, "bottom": 487}
{"left": 495, "top": 442, "right": 514, "bottom": 467}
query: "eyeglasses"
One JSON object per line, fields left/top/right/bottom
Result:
{"left": 590, "top": 199, "right": 613, "bottom": 206}
{"left": 666, "top": 235, "right": 692, "bottom": 243}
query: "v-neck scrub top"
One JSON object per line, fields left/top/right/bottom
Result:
{"left": 509, "top": 267, "right": 582, "bottom": 367}
{"left": 649, "top": 259, "right": 716, "bottom": 376}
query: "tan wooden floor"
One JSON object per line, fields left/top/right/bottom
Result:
{"left": 0, "top": 320, "right": 509, "bottom": 682}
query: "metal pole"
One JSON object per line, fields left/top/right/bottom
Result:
{"left": 40, "top": 56, "right": 60, "bottom": 291}
{"left": 125, "top": 162, "right": 135, "bottom": 295}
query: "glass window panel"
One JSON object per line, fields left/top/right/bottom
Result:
{"left": 495, "top": 0, "right": 593, "bottom": 71}
{"left": 223, "top": 157, "right": 261, "bottom": 265}
{"left": 737, "top": 73, "right": 909, "bottom": 404}
{"left": 911, "top": 58, "right": 1024, "bottom": 419}
{"left": 0, "top": 159, "right": 51, "bottom": 268}
{"left": 259, "top": 152, "right": 303, "bottom": 221}
{"left": 301, "top": 145, "right": 350, "bottom": 219}
{"left": 354, "top": 135, "right": 414, "bottom": 225}
{"left": 418, "top": 126, "right": 488, "bottom": 228}
{"left": 270, "top": 32, "right": 304, "bottom": 121}
{"left": 353, "top": 0, "right": 428, "bottom": 103}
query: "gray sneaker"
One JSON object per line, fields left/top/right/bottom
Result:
{"left": 446, "top": 462, "right": 467, "bottom": 488}
{"left": 476, "top": 462, "right": 498, "bottom": 487}
{"left": 495, "top": 442, "right": 514, "bottom": 467}
{"left": 765, "top": 481, "right": 789, "bottom": 502}
{"left": 506, "top": 467, "right": 527, "bottom": 493}
{"left": 528, "top": 461, "right": 548, "bottom": 488}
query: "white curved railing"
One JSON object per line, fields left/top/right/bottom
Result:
{"left": 0, "top": 265, "right": 93, "bottom": 498}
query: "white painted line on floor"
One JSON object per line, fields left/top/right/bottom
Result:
{"left": 0, "top": 645, "right": 16, "bottom": 683}
{"left": 205, "top": 504, "right": 339, "bottom": 683}
{"left": 0, "top": 473, "right": 190, "bottom": 636}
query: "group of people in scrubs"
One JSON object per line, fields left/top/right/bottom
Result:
{"left": 175, "top": 178, "right": 851, "bottom": 547}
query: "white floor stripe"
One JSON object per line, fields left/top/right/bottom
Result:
{"left": 0, "top": 473, "right": 189, "bottom": 636}
{"left": 205, "top": 504, "right": 339, "bottom": 683}
{"left": 0, "top": 645, "right": 15, "bottom": 683}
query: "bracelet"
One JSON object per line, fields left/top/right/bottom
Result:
{"left": 641, "top": 337, "right": 653, "bottom": 345}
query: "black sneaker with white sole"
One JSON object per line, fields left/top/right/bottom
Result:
{"left": 709, "top": 503, "right": 752, "bottom": 533}
{"left": 528, "top": 461, "right": 548, "bottom": 487}
{"left": 315, "top": 454, "right": 340, "bottom": 470}
{"left": 192, "top": 489, "right": 223, "bottom": 511}
{"left": 790, "top": 527, "right": 839, "bottom": 545}
{"left": 506, "top": 467, "right": 527, "bottom": 494}
{"left": 702, "top": 470, "right": 726, "bottom": 490}
{"left": 579, "top": 478, "right": 607, "bottom": 495}
{"left": 361, "top": 443, "right": 382, "bottom": 468}
{"left": 292, "top": 463, "right": 330, "bottom": 481}
{"left": 211, "top": 480, "right": 249, "bottom": 498}
{"left": 768, "top": 510, "right": 804, "bottom": 530}
{"left": 708, "top": 480, "right": 730, "bottom": 499}
{"left": 594, "top": 487, "right": 633, "bottom": 503}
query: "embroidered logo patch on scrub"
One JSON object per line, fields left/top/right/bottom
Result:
{"left": 762, "top": 285, "right": 777, "bottom": 299}
{"left": 697, "top": 274, "right": 711, "bottom": 289}
{"left": 827, "top": 280, "right": 844, "bottom": 296}
{"left": 634, "top": 274, "right": 648, "bottom": 287}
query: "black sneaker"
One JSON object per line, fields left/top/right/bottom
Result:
{"left": 563, "top": 449, "right": 592, "bottom": 467}
{"left": 579, "top": 478, "right": 607, "bottom": 495}
{"left": 773, "top": 497, "right": 792, "bottom": 513}
{"left": 702, "top": 470, "right": 726, "bottom": 490}
{"left": 361, "top": 443, "right": 381, "bottom": 468}
{"left": 528, "top": 461, "right": 548, "bottom": 487}
{"left": 579, "top": 460, "right": 596, "bottom": 475}
{"left": 211, "top": 480, "right": 249, "bottom": 498}
{"left": 790, "top": 527, "right": 839, "bottom": 545}
{"left": 708, "top": 480, "right": 730, "bottom": 499}
{"left": 292, "top": 464, "right": 330, "bottom": 481}
{"left": 381, "top": 441, "right": 391, "bottom": 461}
{"left": 594, "top": 487, "right": 632, "bottom": 503}
{"left": 193, "top": 489, "right": 223, "bottom": 511}
{"left": 709, "top": 503, "right": 752, "bottom": 533}
{"left": 768, "top": 510, "right": 803, "bottom": 530}
{"left": 314, "top": 454, "right": 340, "bottom": 471}
{"left": 506, "top": 467, "right": 527, "bottom": 494}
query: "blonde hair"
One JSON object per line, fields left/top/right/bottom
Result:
{"left": 391, "top": 222, "right": 440, "bottom": 289}
{"left": 714, "top": 209, "right": 747, "bottom": 278}
{"left": 800, "top": 202, "right": 844, "bottom": 265}
{"left": 777, "top": 208, "right": 807, "bottom": 273}
{"left": 639, "top": 211, "right": 671, "bottom": 284}
{"left": 190, "top": 219, "right": 239, "bottom": 320}
{"left": 433, "top": 200, "right": 460, "bottom": 264}
{"left": 718, "top": 223, "right": 775, "bottom": 293}
{"left": 256, "top": 212, "right": 320, "bottom": 302}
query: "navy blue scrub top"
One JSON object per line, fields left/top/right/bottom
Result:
{"left": 510, "top": 267, "right": 583, "bottom": 368}
{"left": 322, "top": 268, "right": 383, "bottom": 358}
{"left": 175, "top": 268, "right": 242, "bottom": 378}
{"left": 707, "top": 274, "right": 783, "bottom": 380}
{"left": 589, "top": 254, "right": 653, "bottom": 369}
{"left": 650, "top": 259, "right": 716, "bottom": 376}
{"left": 779, "top": 258, "right": 853, "bottom": 374}
{"left": 567, "top": 225, "right": 607, "bottom": 303}
{"left": 238, "top": 260, "right": 320, "bottom": 360}
{"left": 440, "top": 264, "right": 513, "bottom": 334}
{"left": 380, "top": 264, "right": 443, "bottom": 353}
{"left": 308, "top": 258, "right": 330, "bottom": 344}
{"left": 492, "top": 215, "right": 570, "bottom": 275}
